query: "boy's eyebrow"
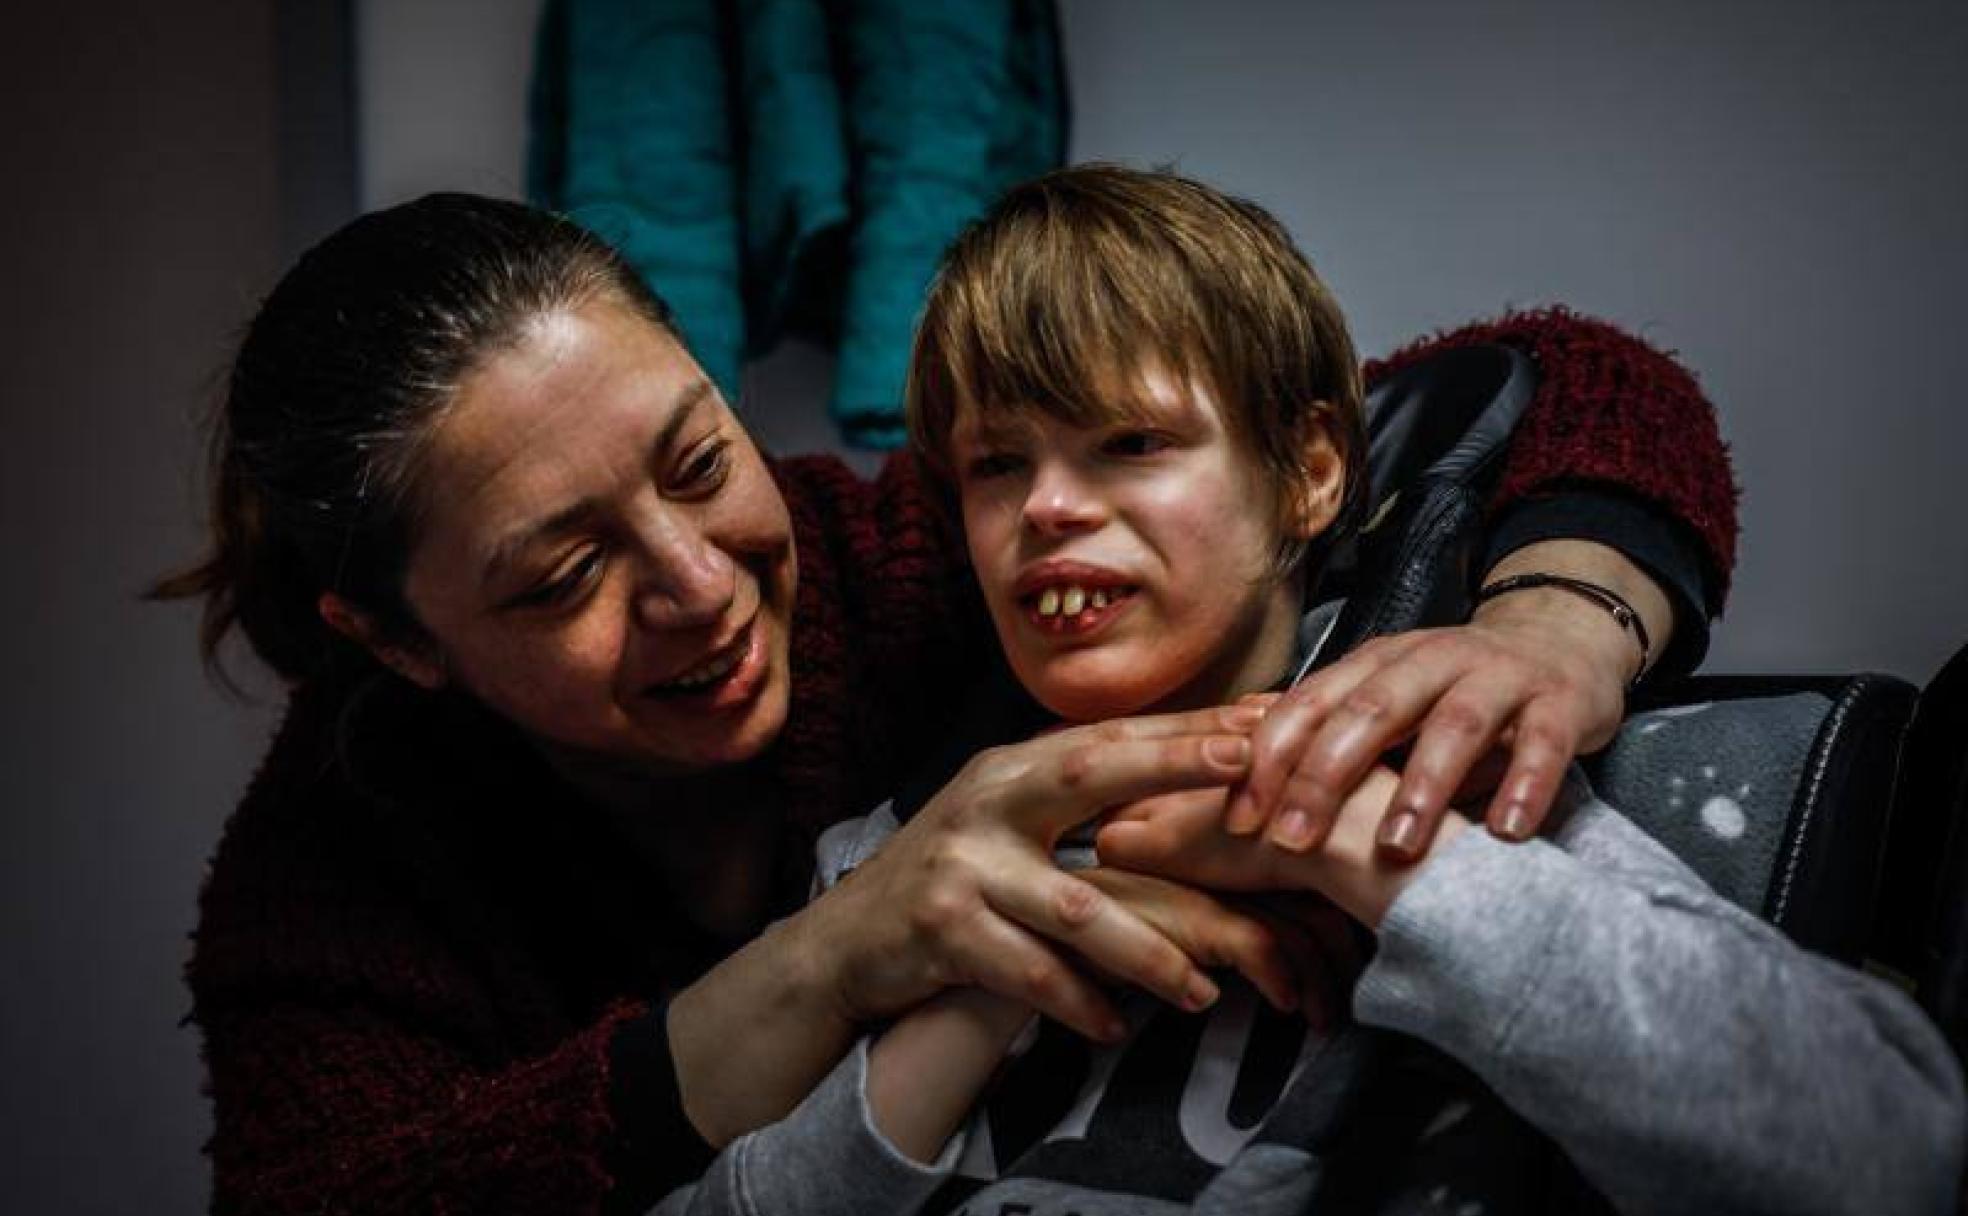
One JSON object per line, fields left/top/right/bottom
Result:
{"left": 480, "top": 379, "right": 713, "bottom": 589}
{"left": 951, "top": 409, "right": 1036, "bottom": 449}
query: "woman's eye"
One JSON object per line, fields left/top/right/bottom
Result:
{"left": 963, "top": 452, "right": 1026, "bottom": 481}
{"left": 1101, "top": 429, "right": 1172, "bottom": 458}
{"left": 516, "top": 548, "right": 604, "bottom": 609}
{"left": 674, "top": 439, "right": 732, "bottom": 496}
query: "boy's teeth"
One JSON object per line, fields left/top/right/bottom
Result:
{"left": 1034, "top": 583, "right": 1122, "bottom": 619}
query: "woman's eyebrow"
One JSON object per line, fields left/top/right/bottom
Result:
{"left": 479, "top": 378, "right": 716, "bottom": 589}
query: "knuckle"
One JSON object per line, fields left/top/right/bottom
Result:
{"left": 1429, "top": 698, "right": 1491, "bottom": 739}
{"left": 1340, "top": 686, "right": 1395, "bottom": 723}
{"left": 1056, "top": 745, "right": 1095, "bottom": 791}
{"left": 1515, "top": 719, "right": 1572, "bottom": 757}
{"left": 909, "top": 886, "right": 970, "bottom": 938}
{"left": 1090, "top": 720, "right": 1129, "bottom": 746}
{"left": 1021, "top": 960, "right": 1063, "bottom": 1005}
{"left": 1052, "top": 878, "right": 1105, "bottom": 928}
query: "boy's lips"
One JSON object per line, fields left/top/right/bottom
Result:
{"left": 1013, "top": 560, "right": 1141, "bottom": 639}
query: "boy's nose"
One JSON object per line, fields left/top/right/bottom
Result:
{"left": 1022, "top": 462, "right": 1105, "bottom": 536}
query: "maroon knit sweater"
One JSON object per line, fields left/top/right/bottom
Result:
{"left": 188, "top": 312, "right": 1738, "bottom": 1215}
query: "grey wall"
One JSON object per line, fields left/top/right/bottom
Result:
{"left": 362, "top": 0, "right": 1968, "bottom": 682}
{"left": 1, "top": 3, "right": 287, "bottom": 1213}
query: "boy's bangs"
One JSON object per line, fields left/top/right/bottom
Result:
{"left": 943, "top": 218, "right": 1208, "bottom": 432}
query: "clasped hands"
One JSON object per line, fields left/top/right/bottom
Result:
{"left": 808, "top": 580, "right": 1639, "bottom": 1044}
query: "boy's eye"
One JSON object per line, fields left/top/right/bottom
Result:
{"left": 1101, "top": 429, "right": 1173, "bottom": 458}
{"left": 513, "top": 547, "right": 605, "bottom": 610}
{"left": 672, "top": 437, "right": 732, "bottom": 497}
{"left": 964, "top": 451, "right": 1027, "bottom": 481}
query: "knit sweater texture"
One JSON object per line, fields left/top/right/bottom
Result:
{"left": 188, "top": 312, "right": 1739, "bottom": 1215}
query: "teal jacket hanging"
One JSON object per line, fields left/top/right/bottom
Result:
{"left": 529, "top": 0, "right": 1066, "bottom": 448}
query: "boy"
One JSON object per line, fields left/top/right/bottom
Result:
{"left": 658, "top": 166, "right": 1961, "bottom": 1216}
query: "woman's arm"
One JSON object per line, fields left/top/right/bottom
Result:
{"left": 1234, "top": 308, "right": 1740, "bottom": 856}
{"left": 1099, "top": 771, "right": 1968, "bottom": 1216}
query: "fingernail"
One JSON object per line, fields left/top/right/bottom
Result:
{"left": 1185, "top": 974, "right": 1221, "bottom": 1011}
{"left": 1204, "top": 736, "right": 1251, "bottom": 768}
{"left": 1271, "top": 807, "right": 1314, "bottom": 850}
{"left": 1498, "top": 804, "right": 1533, "bottom": 840}
{"left": 1377, "top": 810, "right": 1422, "bottom": 856}
{"left": 1222, "top": 706, "right": 1264, "bottom": 732}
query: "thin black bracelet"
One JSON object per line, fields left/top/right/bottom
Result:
{"left": 1475, "top": 572, "right": 1653, "bottom": 691}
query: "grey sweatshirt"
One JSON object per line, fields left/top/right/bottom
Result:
{"left": 653, "top": 770, "right": 1965, "bottom": 1216}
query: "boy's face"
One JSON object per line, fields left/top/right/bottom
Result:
{"left": 951, "top": 366, "right": 1310, "bottom": 722}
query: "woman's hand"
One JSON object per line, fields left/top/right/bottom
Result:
{"left": 798, "top": 705, "right": 1265, "bottom": 1043}
{"left": 673, "top": 705, "right": 1260, "bottom": 1146}
{"left": 1226, "top": 539, "right": 1671, "bottom": 859}
{"left": 1101, "top": 765, "right": 1466, "bottom": 931}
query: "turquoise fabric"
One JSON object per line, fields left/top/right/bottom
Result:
{"left": 529, "top": 0, "right": 1065, "bottom": 448}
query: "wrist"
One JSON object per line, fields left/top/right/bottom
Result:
{"left": 1472, "top": 583, "right": 1642, "bottom": 691}
{"left": 1478, "top": 539, "right": 1673, "bottom": 674}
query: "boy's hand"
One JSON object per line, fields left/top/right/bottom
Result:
{"left": 1074, "top": 867, "right": 1298, "bottom": 1016}
{"left": 1224, "top": 539, "right": 1668, "bottom": 859}
{"left": 1100, "top": 766, "right": 1467, "bottom": 930}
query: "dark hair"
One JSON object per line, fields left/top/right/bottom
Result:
{"left": 153, "top": 193, "right": 675, "bottom": 686}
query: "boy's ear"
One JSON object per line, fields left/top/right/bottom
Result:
{"left": 1284, "top": 411, "right": 1348, "bottom": 541}
{"left": 317, "top": 591, "right": 448, "bottom": 690}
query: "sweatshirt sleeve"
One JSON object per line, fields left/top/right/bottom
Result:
{"left": 1365, "top": 307, "right": 1741, "bottom": 614}
{"left": 650, "top": 1039, "right": 963, "bottom": 1216}
{"left": 1352, "top": 770, "right": 1966, "bottom": 1216}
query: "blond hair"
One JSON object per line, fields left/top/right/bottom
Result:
{"left": 905, "top": 163, "right": 1366, "bottom": 570}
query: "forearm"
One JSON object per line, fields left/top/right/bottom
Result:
{"left": 1368, "top": 307, "right": 1740, "bottom": 603}
{"left": 1354, "top": 782, "right": 1967, "bottom": 1216}
{"left": 1476, "top": 537, "right": 1674, "bottom": 688}
{"left": 867, "top": 988, "right": 1033, "bottom": 1163}
{"left": 654, "top": 1039, "right": 964, "bottom": 1216}
{"left": 668, "top": 911, "right": 860, "bottom": 1147}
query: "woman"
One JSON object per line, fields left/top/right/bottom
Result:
{"left": 165, "top": 193, "right": 1735, "bottom": 1214}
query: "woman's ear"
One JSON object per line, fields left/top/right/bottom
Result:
{"left": 1284, "top": 411, "right": 1348, "bottom": 541}
{"left": 317, "top": 591, "right": 448, "bottom": 690}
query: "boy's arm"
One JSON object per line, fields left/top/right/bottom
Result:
{"left": 866, "top": 987, "right": 1034, "bottom": 1163}
{"left": 652, "top": 1024, "right": 995, "bottom": 1216}
{"left": 1099, "top": 774, "right": 1966, "bottom": 1216}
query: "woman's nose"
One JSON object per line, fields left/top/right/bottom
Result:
{"left": 630, "top": 516, "right": 737, "bottom": 631}
{"left": 1022, "top": 460, "right": 1105, "bottom": 537}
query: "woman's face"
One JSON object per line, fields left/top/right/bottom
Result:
{"left": 398, "top": 298, "right": 797, "bottom": 775}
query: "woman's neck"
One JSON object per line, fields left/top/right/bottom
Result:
{"left": 540, "top": 743, "right": 785, "bottom": 941}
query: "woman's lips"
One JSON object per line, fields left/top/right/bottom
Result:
{"left": 643, "top": 619, "right": 768, "bottom": 710}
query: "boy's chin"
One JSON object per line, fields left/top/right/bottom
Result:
{"left": 1017, "top": 659, "right": 1183, "bottom": 724}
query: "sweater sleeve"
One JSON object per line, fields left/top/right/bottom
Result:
{"left": 650, "top": 1039, "right": 963, "bottom": 1216}
{"left": 1365, "top": 308, "right": 1741, "bottom": 614}
{"left": 1353, "top": 771, "right": 1966, "bottom": 1216}
{"left": 201, "top": 995, "right": 648, "bottom": 1215}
